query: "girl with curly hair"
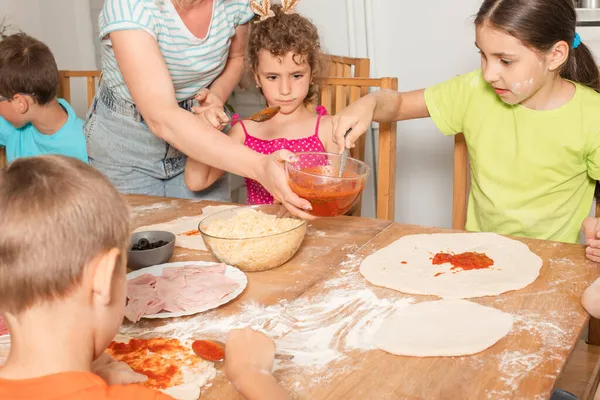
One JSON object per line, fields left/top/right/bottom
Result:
{"left": 185, "top": 0, "right": 338, "bottom": 205}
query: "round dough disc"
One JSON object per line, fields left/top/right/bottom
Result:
{"left": 374, "top": 299, "right": 514, "bottom": 357}
{"left": 360, "top": 232, "right": 542, "bottom": 299}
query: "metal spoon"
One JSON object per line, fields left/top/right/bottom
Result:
{"left": 191, "top": 339, "right": 294, "bottom": 362}
{"left": 338, "top": 128, "right": 353, "bottom": 178}
{"left": 228, "top": 106, "right": 281, "bottom": 126}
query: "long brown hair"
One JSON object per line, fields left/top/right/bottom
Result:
{"left": 475, "top": 0, "right": 600, "bottom": 93}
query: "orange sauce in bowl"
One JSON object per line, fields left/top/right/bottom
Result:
{"left": 288, "top": 165, "right": 365, "bottom": 217}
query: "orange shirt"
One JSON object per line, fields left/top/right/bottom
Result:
{"left": 0, "top": 371, "right": 174, "bottom": 400}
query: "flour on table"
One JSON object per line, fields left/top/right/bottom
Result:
{"left": 360, "top": 232, "right": 543, "bottom": 299}
{"left": 374, "top": 299, "right": 514, "bottom": 357}
{"left": 134, "top": 205, "right": 238, "bottom": 251}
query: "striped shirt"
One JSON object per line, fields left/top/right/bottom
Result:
{"left": 99, "top": 0, "right": 254, "bottom": 102}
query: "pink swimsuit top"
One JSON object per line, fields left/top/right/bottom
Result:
{"left": 232, "top": 106, "right": 328, "bottom": 205}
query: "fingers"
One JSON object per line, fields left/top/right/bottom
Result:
{"left": 586, "top": 242, "right": 600, "bottom": 263}
{"left": 332, "top": 118, "right": 365, "bottom": 154}
{"left": 193, "top": 108, "right": 230, "bottom": 130}
{"left": 272, "top": 149, "right": 297, "bottom": 163}
{"left": 194, "top": 88, "right": 210, "bottom": 103}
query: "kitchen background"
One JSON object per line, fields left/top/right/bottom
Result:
{"left": 1, "top": 0, "right": 599, "bottom": 228}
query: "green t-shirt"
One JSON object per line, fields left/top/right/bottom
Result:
{"left": 424, "top": 69, "right": 600, "bottom": 243}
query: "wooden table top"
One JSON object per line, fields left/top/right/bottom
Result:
{"left": 125, "top": 195, "right": 600, "bottom": 400}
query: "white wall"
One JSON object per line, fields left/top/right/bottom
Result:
{"left": 0, "top": 0, "right": 97, "bottom": 117}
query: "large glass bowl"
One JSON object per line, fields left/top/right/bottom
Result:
{"left": 198, "top": 204, "right": 307, "bottom": 272}
{"left": 285, "top": 152, "right": 369, "bottom": 217}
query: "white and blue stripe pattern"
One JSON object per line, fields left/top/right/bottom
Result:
{"left": 99, "top": 0, "right": 254, "bottom": 102}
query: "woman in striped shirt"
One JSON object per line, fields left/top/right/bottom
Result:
{"left": 85, "top": 0, "right": 312, "bottom": 218}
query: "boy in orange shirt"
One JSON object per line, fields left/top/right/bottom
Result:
{"left": 0, "top": 155, "right": 288, "bottom": 400}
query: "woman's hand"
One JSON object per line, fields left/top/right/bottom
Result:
{"left": 254, "top": 150, "right": 315, "bottom": 220}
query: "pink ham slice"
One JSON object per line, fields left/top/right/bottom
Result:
{"left": 124, "top": 264, "right": 239, "bottom": 322}
{"left": 0, "top": 315, "right": 8, "bottom": 336}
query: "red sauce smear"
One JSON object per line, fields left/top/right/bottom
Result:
{"left": 288, "top": 165, "right": 365, "bottom": 217}
{"left": 432, "top": 252, "right": 494, "bottom": 271}
{"left": 107, "top": 338, "right": 195, "bottom": 389}
{"left": 192, "top": 340, "right": 225, "bottom": 362}
{"left": 401, "top": 261, "right": 408, "bottom": 264}
{"left": 434, "top": 272, "right": 444, "bottom": 277}
{"left": 181, "top": 229, "right": 200, "bottom": 236}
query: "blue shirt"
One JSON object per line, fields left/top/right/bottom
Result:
{"left": 0, "top": 99, "right": 88, "bottom": 163}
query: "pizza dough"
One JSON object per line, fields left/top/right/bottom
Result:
{"left": 374, "top": 299, "right": 514, "bottom": 357}
{"left": 360, "top": 232, "right": 542, "bottom": 299}
{"left": 134, "top": 205, "right": 238, "bottom": 251}
{"left": 108, "top": 335, "right": 216, "bottom": 400}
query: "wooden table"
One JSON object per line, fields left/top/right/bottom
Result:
{"left": 126, "top": 195, "right": 600, "bottom": 400}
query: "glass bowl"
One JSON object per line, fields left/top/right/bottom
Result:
{"left": 198, "top": 204, "right": 307, "bottom": 272}
{"left": 285, "top": 152, "right": 369, "bottom": 217}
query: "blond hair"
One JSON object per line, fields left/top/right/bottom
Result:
{"left": 0, "top": 156, "right": 131, "bottom": 314}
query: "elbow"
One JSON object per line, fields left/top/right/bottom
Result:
{"left": 142, "top": 106, "right": 178, "bottom": 142}
{"left": 184, "top": 172, "right": 211, "bottom": 192}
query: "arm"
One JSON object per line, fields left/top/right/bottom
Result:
{"left": 583, "top": 277, "right": 600, "bottom": 318}
{"left": 225, "top": 328, "right": 289, "bottom": 400}
{"left": 109, "top": 30, "right": 312, "bottom": 216}
{"left": 332, "top": 89, "right": 429, "bottom": 153}
{"left": 208, "top": 24, "right": 248, "bottom": 103}
{"left": 231, "top": 370, "right": 289, "bottom": 400}
{"left": 184, "top": 124, "right": 245, "bottom": 191}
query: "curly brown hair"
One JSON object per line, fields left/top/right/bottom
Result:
{"left": 247, "top": 4, "right": 324, "bottom": 103}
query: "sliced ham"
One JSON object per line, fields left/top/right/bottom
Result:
{"left": 124, "top": 264, "right": 239, "bottom": 322}
{"left": 0, "top": 315, "right": 8, "bottom": 336}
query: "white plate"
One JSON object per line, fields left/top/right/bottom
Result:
{"left": 127, "top": 261, "right": 248, "bottom": 319}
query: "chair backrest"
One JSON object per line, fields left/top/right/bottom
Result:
{"left": 452, "top": 134, "right": 600, "bottom": 230}
{"left": 58, "top": 70, "right": 102, "bottom": 110}
{"left": 316, "top": 76, "right": 398, "bottom": 221}
{"left": 322, "top": 54, "right": 370, "bottom": 79}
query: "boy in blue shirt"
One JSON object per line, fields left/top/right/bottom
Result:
{"left": 0, "top": 33, "right": 87, "bottom": 163}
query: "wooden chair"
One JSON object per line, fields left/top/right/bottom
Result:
{"left": 452, "top": 133, "right": 600, "bottom": 399}
{"left": 57, "top": 70, "right": 102, "bottom": 109}
{"left": 322, "top": 54, "right": 370, "bottom": 79}
{"left": 316, "top": 76, "right": 398, "bottom": 221}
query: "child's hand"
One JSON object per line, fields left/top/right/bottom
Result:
{"left": 92, "top": 352, "right": 148, "bottom": 385}
{"left": 582, "top": 216, "right": 600, "bottom": 262}
{"left": 224, "top": 328, "right": 275, "bottom": 384}
{"left": 332, "top": 96, "right": 377, "bottom": 154}
{"left": 192, "top": 88, "right": 230, "bottom": 130}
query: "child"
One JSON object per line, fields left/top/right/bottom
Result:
{"left": 185, "top": 0, "right": 337, "bottom": 205}
{"left": 332, "top": 0, "right": 600, "bottom": 249}
{"left": 0, "top": 33, "right": 87, "bottom": 164}
{"left": 0, "top": 155, "right": 288, "bottom": 399}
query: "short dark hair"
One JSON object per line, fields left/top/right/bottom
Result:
{"left": 0, "top": 155, "right": 131, "bottom": 314}
{"left": 0, "top": 33, "right": 59, "bottom": 105}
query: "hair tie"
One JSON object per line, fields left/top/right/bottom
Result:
{"left": 250, "top": 0, "right": 300, "bottom": 24}
{"left": 572, "top": 32, "right": 581, "bottom": 49}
